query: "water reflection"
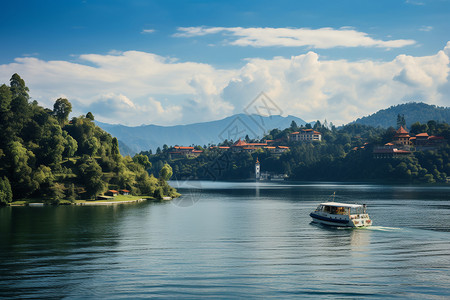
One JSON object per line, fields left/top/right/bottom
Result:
{"left": 1, "top": 182, "right": 449, "bottom": 299}
{"left": 0, "top": 204, "right": 156, "bottom": 298}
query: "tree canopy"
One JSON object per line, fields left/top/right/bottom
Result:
{"left": 53, "top": 98, "right": 72, "bottom": 125}
{"left": 0, "top": 74, "right": 178, "bottom": 205}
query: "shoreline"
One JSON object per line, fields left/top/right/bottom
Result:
{"left": 74, "top": 198, "right": 149, "bottom": 206}
{"left": 7, "top": 196, "right": 174, "bottom": 207}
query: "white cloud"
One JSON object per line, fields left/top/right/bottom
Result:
{"left": 174, "top": 26, "right": 416, "bottom": 49}
{"left": 219, "top": 47, "right": 449, "bottom": 125}
{"left": 0, "top": 51, "right": 235, "bottom": 125}
{"left": 419, "top": 26, "right": 433, "bottom": 32}
{"left": 0, "top": 43, "right": 449, "bottom": 127}
{"left": 141, "top": 28, "right": 156, "bottom": 34}
{"left": 405, "top": 0, "right": 425, "bottom": 5}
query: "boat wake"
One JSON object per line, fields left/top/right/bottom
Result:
{"left": 366, "top": 226, "right": 403, "bottom": 232}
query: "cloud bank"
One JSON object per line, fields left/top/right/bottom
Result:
{"left": 0, "top": 42, "right": 449, "bottom": 126}
{"left": 174, "top": 26, "right": 416, "bottom": 49}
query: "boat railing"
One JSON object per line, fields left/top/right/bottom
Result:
{"left": 350, "top": 214, "right": 370, "bottom": 219}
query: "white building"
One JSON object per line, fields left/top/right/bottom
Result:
{"left": 290, "top": 129, "right": 322, "bottom": 142}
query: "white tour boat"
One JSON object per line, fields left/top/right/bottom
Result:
{"left": 310, "top": 200, "right": 372, "bottom": 228}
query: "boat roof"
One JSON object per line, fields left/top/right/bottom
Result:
{"left": 319, "top": 202, "right": 363, "bottom": 208}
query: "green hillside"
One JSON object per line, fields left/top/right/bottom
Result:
{"left": 0, "top": 74, "right": 177, "bottom": 205}
{"left": 353, "top": 102, "right": 450, "bottom": 128}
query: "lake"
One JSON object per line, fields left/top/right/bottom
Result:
{"left": 1, "top": 181, "right": 449, "bottom": 299}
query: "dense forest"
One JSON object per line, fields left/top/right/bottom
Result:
{"left": 353, "top": 102, "right": 450, "bottom": 128}
{"left": 143, "top": 119, "right": 450, "bottom": 184}
{"left": 0, "top": 74, "right": 177, "bottom": 205}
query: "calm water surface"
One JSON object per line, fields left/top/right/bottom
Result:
{"left": 1, "top": 181, "right": 449, "bottom": 299}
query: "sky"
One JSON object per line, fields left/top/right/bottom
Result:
{"left": 0, "top": 0, "right": 449, "bottom": 126}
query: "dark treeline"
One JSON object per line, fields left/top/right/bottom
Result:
{"left": 0, "top": 74, "right": 177, "bottom": 205}
{"left": 142, "top": 119, "right": 450, "bottom": 184}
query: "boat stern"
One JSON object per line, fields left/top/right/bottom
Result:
{"left": 350, "top": 214, "right": 372, "bottom": 227}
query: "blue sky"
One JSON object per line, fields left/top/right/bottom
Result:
{"left": 1, "top": 0, "right": 449, "bottom": 126}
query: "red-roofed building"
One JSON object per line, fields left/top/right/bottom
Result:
{"left": 264, "top": 145, "right": 290, "bottom": 155}
{"left": 191, "top": 150, "right": 203, "bottom": 157}
{"left": 373, "top": 147, "right": 412, "bottom": 159}
{"left": 289, "top": 129, "right": 322, "bottom": 142}
{"left": 106, "top": 190, "right": 119, "bottom": 196}
{"left": 410, "top": 132, "right": 447, "bottom": 150}
{"left": 393, "top": 126, "right": 410, "bottom": 146}
{"left": 120, "top": 189, "right": 130, "bottom": 195}
{"left": 169, "top": 146, "right": 203, "bottom": 157}
{"left": 230, "top": 139, "right": 268, "bottom": 152}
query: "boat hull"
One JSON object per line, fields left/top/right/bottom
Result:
{"left": 310, "top": 213, "right": 372, "bottom": 228}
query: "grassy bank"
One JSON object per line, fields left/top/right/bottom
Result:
{"left": 8, "top": 194, "right": 159, "bottom": 206}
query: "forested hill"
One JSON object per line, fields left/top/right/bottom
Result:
{"left": 353, "top": 102, "right": 450, "bottom": 128}
{"left": 0, "top": 74, "right": 177, "bottom": 205}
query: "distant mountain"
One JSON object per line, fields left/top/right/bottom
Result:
{"left": 97, "top": 114, "right": 306, "bottom": 156}
{"left": 352, "top": 102, "right": 450, "bottom": 128}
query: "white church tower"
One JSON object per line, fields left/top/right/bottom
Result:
{"left": 255, "top": 157, "right": 261, "bottom": 180}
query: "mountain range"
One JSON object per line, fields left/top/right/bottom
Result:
{"left": 96, "top": 114, "right": 307, "bottom": 156}
{"left": 97, "top": 102, "right": 450, "bottom": 156}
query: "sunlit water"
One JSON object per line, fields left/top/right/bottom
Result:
{"left": 1, "top": 181, "right": 449, "bottom": 299}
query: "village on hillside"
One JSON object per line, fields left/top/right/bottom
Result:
{"left": 167, "top": 128, "right": 323, "bottom": 158}
{"left": 371, "top": 126, "right": 446, "bottom": 158}
{"left": 142, "top": 118, "right": 449, "bottom": 183}
{"left": 166, "top": 124, "right": 447, "bottom": 161}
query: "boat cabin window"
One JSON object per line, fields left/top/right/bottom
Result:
{"left": 350, "top": 207, "right": 364, "bottom": 214}
{"left": 318, "top": 205, "right": 349, "bottom": 215}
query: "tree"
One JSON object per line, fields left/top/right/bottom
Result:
{"left": 154, "top": 186, "right": 164, "bottom": 199}
{"left": 82, "top": 136, "right": 100, "bottom": 156}
{"left": 136, "top": 173, "right": 158, "bottom": 196}
{"left": 49, "top": 182, "right": 65, "bottom": 205}
{"left": 159, "top": 163, "right": 173, "bottom": 181}
{"left": 132, "top": 154, "right": 152, "bottom": 169}
{"left": 397, "top": 114, "right": 406, "bottom": 128}
{"left": 77, "top": 156, "right": 105, "bottom": 199}
{"left": 10, "top": 73, "right": 29, "bottom": 99}
{"left": 427, "top": 120, "right": 437, "bottom": 134}
{"left": 111, "top": 137, "right": 121, "bottom": 160}
{"left": 35, "top": 120, "right": 65, "bottom": 166}
{"left": 313, "top": 120, "right": 322, "bottom": 130}
{"left": 0, "top": 84, "right": 12, "bottom": 112}
{"left": 33, "top": 165, "right": 54, "bottom": 188}
{"left": 53, "top": 98, "right": 72, "bottom": 125}
{"left": 86, "top": 111, "right": 94, "bottom": 121}
{"left": 7, "top": 141, "right": 38, "bottom": 198}
{"left": 9, "top": 74, "right": 31, "bottom": 131}
{"left": 0, "top": 85, "right": 13, "bottom": 149}
{"left": 0, "top": 177, "right": 13, "bottom": 205}
{"left": 290, "top": 120, "right": 298, "bottom": 131}
{"left": 62, "top": 131, "right": 78, "bottom": 158}
{"left": 410, "top": 122, "right": 428, "bottom": 135}
{"left": 66, "top": 183, "right": 76, "bottom": 202}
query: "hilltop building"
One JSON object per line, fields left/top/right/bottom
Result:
{"left": 373, "top": 145, "right": 411, "bottom": 159}
{"left": 393, "top": 126, "right": 411, "bottom": 146}
{"left": 373, "top": 126, "right": 447, "bottom": 158}
{"left": 230, "top": 139, "right": 268, "bottom": 152}
{"left": 410, "top": 133, "right": 446, "bottom": 151}
{"left": 289, "top": 129, "right": 322, "bottom": 142}
{"left": 169, "top": 146, "right": 203, "bottom": 158}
